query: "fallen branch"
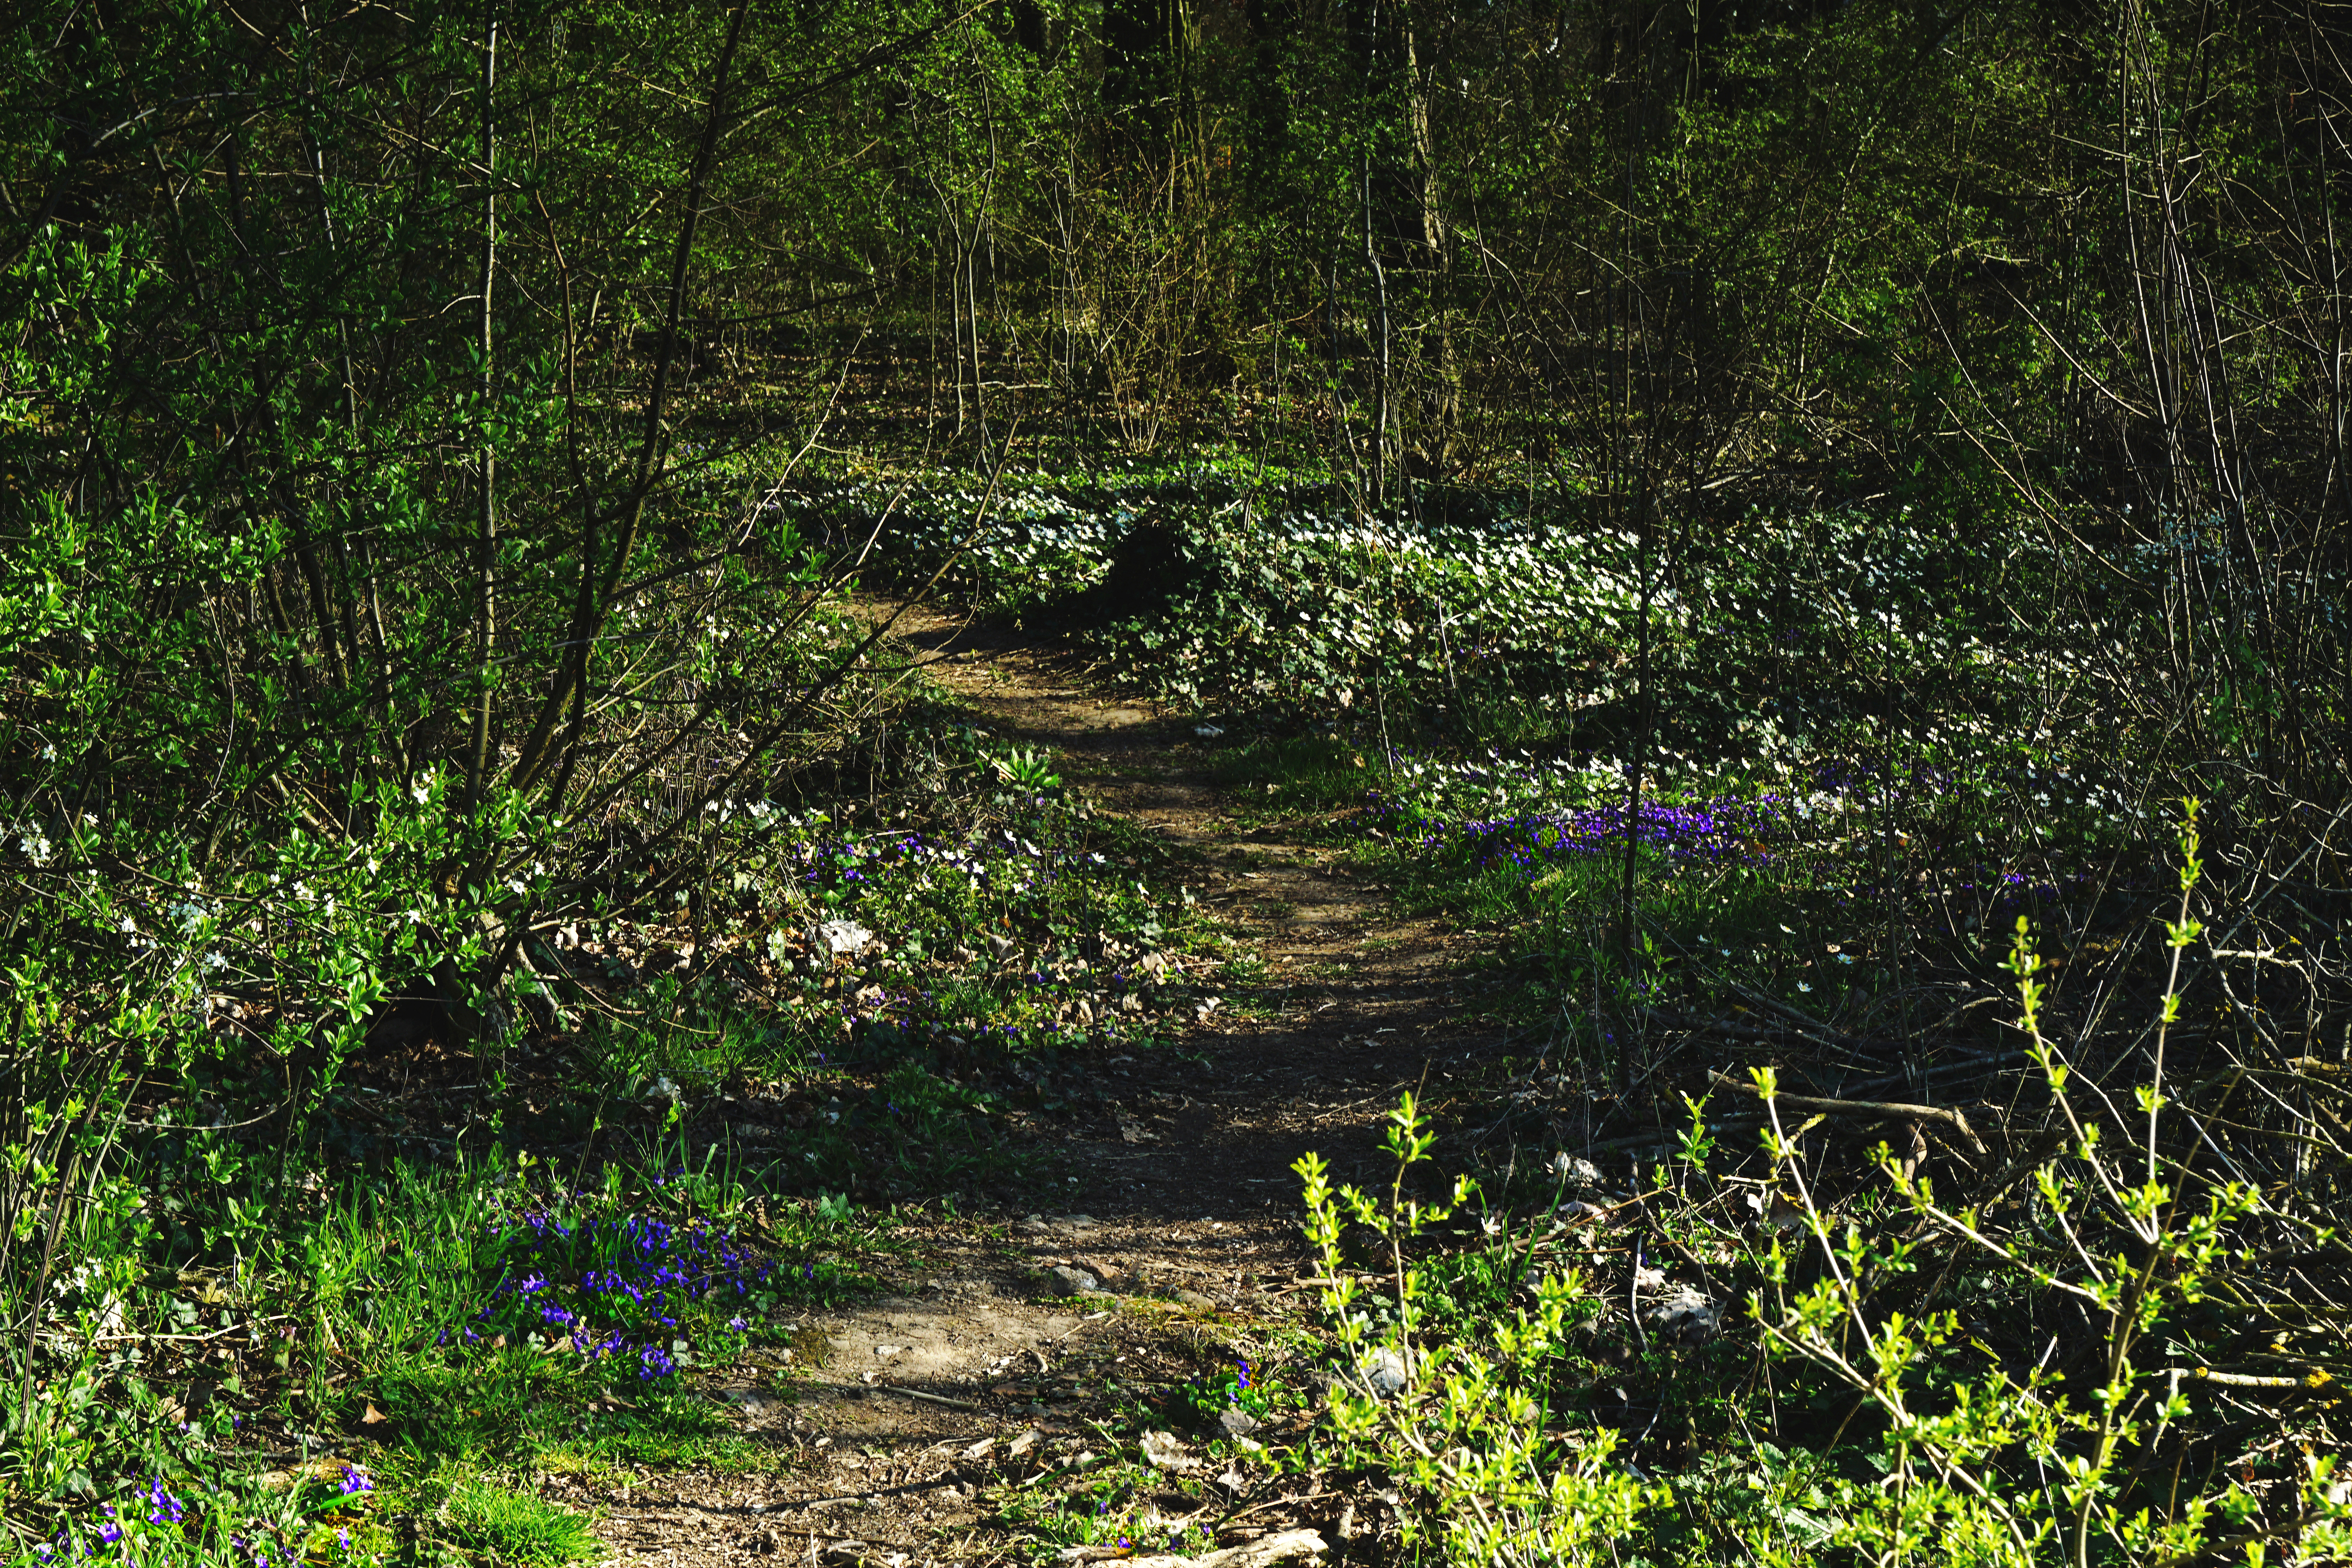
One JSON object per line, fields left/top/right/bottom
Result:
{"left": 2190, "top": 1366, "right": 2325, "bottom": 1389}
{"left": 1707, "top": 1071, "right": 1988, "bottom": 1157}
{"left": 875, "top": 1383, "right": 984, "bottom": 1412}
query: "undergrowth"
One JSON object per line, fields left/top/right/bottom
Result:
{"left": 0, "top": 579, "right": 1239, "bottom": 1561}
{"left": 828, "top": 459, "right": 2352, "bottom": 1563}
{"left": 9, "top": 453, "right": 2352, "bottom": 1566}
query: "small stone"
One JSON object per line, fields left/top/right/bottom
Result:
{"left": 1359, "top": 1347, "right": 1408, "bottom": 1397}
{"left": 1045, "top": 1265, "right": 1100, "bottom": 1296}
{"left": 1551, "top": 1154, "right": 1607, "bottom": 1192}
{"left": 1643, "top": 1285, "right": 1722, "bottom": 1344}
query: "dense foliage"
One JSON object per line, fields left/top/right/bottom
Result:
{"left": 5, "top": 0, "right": 2352, "bottom": 1559}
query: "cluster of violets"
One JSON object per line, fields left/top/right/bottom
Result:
{"left": 46, "top": 1468, "right": 370, "bottom": 1567}
{"left": 451, "top": 1209, "right": 773, "bottom": 1381}
{"left": 1180, "top": 1358, "right": 1260, "bottom": 1416}
{"left": 1392, "top": 793, "right": 1793, "bottom": 875}
{"left": 1363, "top": 746, "right": 2125, "bottom": 917}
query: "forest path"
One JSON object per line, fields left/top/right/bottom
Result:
{"left": 581, "top": 600, "right": 1488, "bottom": 1568}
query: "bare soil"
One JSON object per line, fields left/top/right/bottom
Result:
{"left": 583, "top": 601, "right": 1493, "bottom": 1567}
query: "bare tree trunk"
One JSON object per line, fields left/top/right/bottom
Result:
{"left": 466, "top": 5, "right": 499, "bottom": 809}
{"left": 511, "top": 0, "right": 754, "bottom": 801}
{"left": 1364, "top": 155, "right": 1390, "bottom": 508}
{"left": 1402, "top": 7, "right": 1455, "bottom": 475}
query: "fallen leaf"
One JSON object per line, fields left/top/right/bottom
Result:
{"left": 1140, "top": 1430, "right": 1198, "bottom": 1471}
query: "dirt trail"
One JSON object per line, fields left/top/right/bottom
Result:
{"left": 584, "top": 603, "right": 1490, "bottom": 1567}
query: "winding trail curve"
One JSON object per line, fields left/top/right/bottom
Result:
{"left": 575, "top": 602, "right": 1498, "bottom": 1568}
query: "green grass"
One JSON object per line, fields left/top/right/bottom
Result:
{"left": 3, "top": 1143, "right": 877, "bottom": 1567}
{"left": 2, "top": 666, "right": 1253, "bottom": 1564}
{"left": 1206, "top": 730, "right": 1381, "bottom": 821}
{"left": 437, "top": 1474, "right": 604, "bottom": 1568}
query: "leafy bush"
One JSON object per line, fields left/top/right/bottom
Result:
{"left": 1297, "top": 1099, "right": 1664, "bottom": 1567}
{"left": 1292, "top": 811, "right": 2352, "bottom": 1563}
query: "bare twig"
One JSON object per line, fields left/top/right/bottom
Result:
{"left": 1707, "top": 1070, "right": 1989, "bottom": 1157}
{"left": 873, "top": 1383, "right": 984, "bottom": 1412}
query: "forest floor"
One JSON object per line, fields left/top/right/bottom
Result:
{"left": 572, "top": 601, "right": 1489, "bottom": 1567}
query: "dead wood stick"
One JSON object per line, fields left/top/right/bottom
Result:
{"left": 2191, "top": 1366, "right": 2321, "bottom": 1389}
{"left": 874, "top": 1383, "right": 984, "bottom": 1412}
{"left": 1708, "top": 1071, "right": 1988, "bottom": 1156}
